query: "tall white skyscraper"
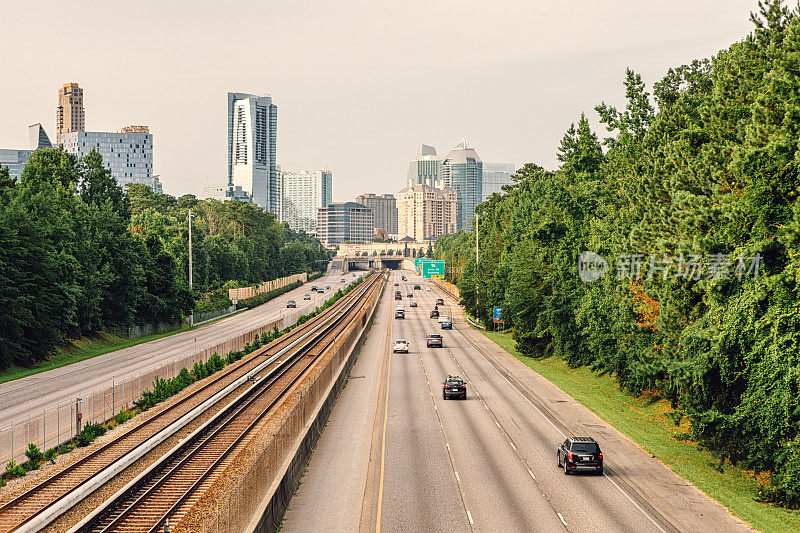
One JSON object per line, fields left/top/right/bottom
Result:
{"left": 227, "top": 92, "right": 278, "bottom": 212}
{"left": 281, "top": 169, "right": 333, "bottom": 234}
{"left": 408, "top": 144, "right": 442, "bottom": 188}
{"left": 62, "top": 129, "right": 154, "bottom": 190}
{"left": 482, "top": 162, "right": 515, "bottom": 201}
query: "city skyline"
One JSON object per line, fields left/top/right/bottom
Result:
{"left": 0, "top": 1, "right": 756, "bottom": 201}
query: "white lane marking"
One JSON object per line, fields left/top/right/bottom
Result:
{"left": 495, "top": 420, "right": 501, "bottom": 428}
{"left": 509, "top": 441, "right": 516, "bottom": 450}
{"left": 467, "top": 510, "right": 474, "bottom": 525}
{"left": 528, "top": 469, "right": 536, "bottom": 480}
{"left": 455, "top": 471, "right": 460, "bottom": 482}
{"left": 446, "top": 442, "right": 450, "bottom": 451}
{"left": 457, "top": 326, "right": 668, "bottom": 533}
{"left": 557, "top": 512, "right": 567, "bottom": 527}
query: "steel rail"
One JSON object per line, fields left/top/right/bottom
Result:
{"left": 76, "top": 271, "right": 383, "bottom": 532}
{"left": 0, "top": 273, "right": 377, "bottom": 533}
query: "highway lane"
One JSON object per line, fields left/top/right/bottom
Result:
{"left": 282, "top": 269, "right": 749, "bottom": 532}
{"left": 0, "top": 272, "right": 365, "bottom": 426}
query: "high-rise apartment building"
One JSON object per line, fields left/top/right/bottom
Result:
{"left": 408, "top": 144, "right": 442, "bottom": 188}
{"left": 355, "top": 193, "right": 398, "bottom": 234}
{"left": 397, "top": 184, "right": 457, "bottom": 242}
{"left": 317, "top": 202, "right": 374, "bottom": 248}
{"left": 56, "top": 83, "right": 85, "bottom": 144}
{"left": 281, "top": 169, "right": 333, "bottom": 234}
{"left": 482, "top": 162, "right": 515, "bottom": 201}
{"left": 62, "top": 129, "right": 153, "bottom": 189}
{"left": 441, "top": 138, "right": 482, "bottom": 231}
{"left": 227, "top": 92, "right": 278, "bottom": 212}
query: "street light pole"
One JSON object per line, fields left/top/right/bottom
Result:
{"left": 188, "top": 209, "right": 194, "bottom": 327}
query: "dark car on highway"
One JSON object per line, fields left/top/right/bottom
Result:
{"left": 441, "top": 319, "right": 452, "bottom": 329}
{"left": 286, "top": 300, "right": 296, "bottom": 308}
{"left": 430, "top": 309, "right": 440, "bottom": 318}
{"left": 442, "top": 375, "right": 466, "bottom": 400}
{"left": 304, "top": 293, "right": 311, "bottom": 300}
{"left": 395, "top": 291, "right": 402, "bottom": 300}
{"left": 410, "top": 301, "right": 418, "bottom": 307}
{"left": 436, "top": 298, "right": 445, "bottom": 306}
{"left": 427, "top": 333, "right": 443, "bottom": 348}
{"left": 395, "top": 309, "right": 405, "bottom": 319}
{"left": 557, "top": 436, "right": 603, "bottom": 475}
{"left": 413, "top": 284, "right": 421, "bottom": 290}
{"left": 407, "top": 293, "right": 413, "bottom": 298}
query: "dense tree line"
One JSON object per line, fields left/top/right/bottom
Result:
{"left": 436, "top": 1, "right": 800, "bottom": 507}
{"left": 0, "top": 148, "right": 328, "bottom": 370}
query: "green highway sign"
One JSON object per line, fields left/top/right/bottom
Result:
{"left": 415, "top": 257, "right": 425, "bottom": 268}
{"left": 422, "top": 260, "right": 445, "bottom": 279}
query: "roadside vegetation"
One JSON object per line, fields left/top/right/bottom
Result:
{"left": 0, "top": 151, "right": 328, "bottom": 372}
{"left": 436, "top": 1, "right": 800, "bottom": 510}
{"left": 483, "top": 330, "right": 800, "bottom": 532}
{"left": 0, "top": 275, "right": 367, "bottom": 486}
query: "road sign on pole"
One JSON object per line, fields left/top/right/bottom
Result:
{"left": 493, "top": 307, "right": 503, "bottom": 322}
{"left": 422, "top": 260, "right": 445, "bottom": 279}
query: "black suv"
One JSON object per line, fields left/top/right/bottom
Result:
{"left": 427, "top": 334, "right": 443, "bottom": 348}
{"left": 557, "top": 436, "right": 603, "bottom": 475}
{"left": 442, "top": 375, "right": 466, "bottom": 400}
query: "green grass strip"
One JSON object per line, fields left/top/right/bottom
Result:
{"left": 481, "top": 329, "right": 800, "bottom": 533}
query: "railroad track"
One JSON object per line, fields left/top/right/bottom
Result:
{"left": 74, "top": 270, "right": 383, "bottom": 532}
{"left": 0, "top": 272, "right": 382, "bottom": 533}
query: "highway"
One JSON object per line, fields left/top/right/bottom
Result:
{"left": 282, "top": 270, "right": 749, "bottom": 533}
{"left": 0, "top": 272, "right": 363, "bottom": 426}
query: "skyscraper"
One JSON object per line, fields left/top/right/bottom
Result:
{"left": 440, "top": 138, "right": 482, "bottom": 231}
{"left": 227, "top": 92, "right": 278, "bottom": 211}
{"left": 407, "top": 144, "right": 441, "bottom": 188}
{"left": 281, "top": 169, "right": 333, "bottom": 234}
{"left": 355, "top": 193, "right": 398, "bottom": 234}
{"left": 397, "top": 185, "right": 457, "bottom": 241}
{"left": 482, "top": 162, "right": 515, "bottom": 201}
{"left": 56, "top": 83, "right": 85, "bottom": 144}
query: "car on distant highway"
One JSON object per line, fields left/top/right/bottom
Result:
{"left": 427, "top": 333, "right": 443, "bottom": 348}
{"left": 303, "top": 293, "right": 311, "bottom": 300}
{"left": 341, "top": 278, "right": 346, "bottom": 282}
{"left": 395, "top": 309, "right": 405, "bottom": 319}
{"left": 430, "top": 309, "right": 439, "bottom": 318}
{"left": 394, "top": 282, "right": 399, "bottom": 286}
{"left": 557, "top": 436, "right": 603, "bottom": 475}
{"left": 407, "top": 293, "right": 413, "bottom": 298}
{"left": 436, "top": 298, "right": 444, "bottom": 306}
{"left": 326, "top": 286, "right": 331, "bottom": 290}
{"left": 286, "top": 300, "right": 296, "bottom": 308}
{"left": 425, "top": 287, "right": 432, "bottom": 291}
{"left": 395, "top": 291, "right": 402, "bottom": 300}
{"left": 438, "top": 315, "right": 449, "bottom": 324}
{"left": 410, "top": 301, "right": 418, "bottom": 307}
{"left": 414, "top": 284, "right": 421, "bottom": 290}
{"left": 441, "top": 319, "right": 452, "bottom": 329}
{"left": 393, "top": 339, "right": 409, "bottom": 353}
{"left": 311, "top": 285, "right": 318, "bottom": 292}
{"left": 442, "top": 375, "right": 466, "bottom": 400}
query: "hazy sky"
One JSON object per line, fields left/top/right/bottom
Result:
{"left": 1, "top": 1, "right": 758, "bottom": 201}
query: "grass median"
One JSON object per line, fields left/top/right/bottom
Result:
{"left": 0, "top": 327, "right": 193, "bottom": 385}
{"left": 481, "top": 329, "right": 800, "bottom": 533}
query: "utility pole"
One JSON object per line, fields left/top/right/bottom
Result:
{"left": 188, "top": 209, "right": 194, "bottom": 327}
{"left": 475, "top": 212, "right": 480, "bottom": 325}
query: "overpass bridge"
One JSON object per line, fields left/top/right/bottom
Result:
{"left": 331, "top": 256, "right": 408, "bottom": 272}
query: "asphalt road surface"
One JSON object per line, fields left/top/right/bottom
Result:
{"left": 0, "top": 272, "right": 364, "bottom": 426}
{"left": 282, "top": 270, "right": 749, "bottom": 533}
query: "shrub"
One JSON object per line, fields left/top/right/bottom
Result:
{"left": 24, "top": 443, "right": 43, "bottom": 465}
{"left": 3, "top": 459, "right": 25, "bottom": 480}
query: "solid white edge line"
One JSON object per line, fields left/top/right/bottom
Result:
{"left": 528, "top": 469, "right": 536, "bottom": 480}
{"left": 467, "top": 510, "right": 474, "bottom": 525}
{"left": 509, "top": 441, "right": 516, "bottom": 450}
{"left": 557, "top": 512, "right": 567, "bottom": 527}
{"left": 457, "top": 322, "right": 668, "bottom": 533}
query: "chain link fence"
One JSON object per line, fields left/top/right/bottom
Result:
{"left": 0, "top": 315, "right": 288, "bottom": 469}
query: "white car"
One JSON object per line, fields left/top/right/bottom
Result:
{"left": 425, "top": 287, "right": 432, "bottom": 291}
{"left": 393, "top": 339, "right": 409, "bottom": 353}
{"left": 438, "top": 315, "right": 450, "bottom": 324}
